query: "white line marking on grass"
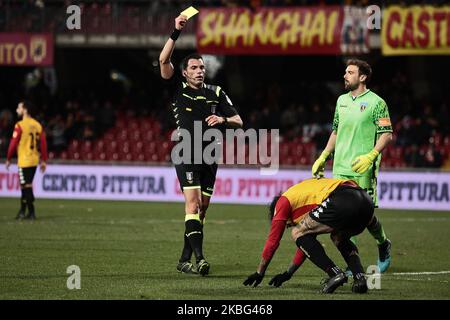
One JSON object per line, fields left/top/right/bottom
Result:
{"left": 383, "top": 218, "right": 450, "bottom": 222}
{"left": 390, "top": 278, "right": 449, "bottom": 284}
{"left": 390, "top": 271, "right": 450, "bottom": 276}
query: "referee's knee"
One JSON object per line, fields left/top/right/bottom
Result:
{"left": 185, "top": 199, "right": 201, "bottom": 214}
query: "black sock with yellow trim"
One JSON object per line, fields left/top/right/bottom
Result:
{"left": 179, "top": 233, "right": 193, "bottom": 263}
{"left": 185, "top": 216, "right": 204, "bottom": 263}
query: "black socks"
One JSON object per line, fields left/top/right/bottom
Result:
{"left": 185, "top": 219, "right": 204, "bottom": 263}
{"left": 296, "top": 234, "right": 342, "bottom": 278}
{"left": 22, "top": 187, "right": 35, "bottom": 215}
{"left": 179, "top": 233, "right": 193, "bottom": 263}
{"left": 337, "top": 238, "right": 365, "bottom": 278}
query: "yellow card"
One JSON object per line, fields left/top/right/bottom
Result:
{"left": 180, "top": 6, "right": 199, "bottom": 20}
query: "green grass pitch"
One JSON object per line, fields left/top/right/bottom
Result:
{"left": 1, "top": 197, "right": 449, "bottom": 300}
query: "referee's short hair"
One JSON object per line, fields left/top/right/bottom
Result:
{"left": 346, "top": 59, "right": 372, "bottom": 84}
{"left": 182, "top": 53, "right": 204, "bottom": 70}
{"left": 20, "top": 100, "right": 37, "bottom": 117}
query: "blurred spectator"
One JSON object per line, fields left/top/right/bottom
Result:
{"left": 421, "top": 145, "right": 443, "bottom": 168}
{"left": 47, "top": 114, "right": 67, "bottom": 152}
{"left": 96, "top": 101, "right": 116, "bottom": 133}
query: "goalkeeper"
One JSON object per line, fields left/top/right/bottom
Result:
{"left": 312, "top": 59, "right": 392, "bottom": 273}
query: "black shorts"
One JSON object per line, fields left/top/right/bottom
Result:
{"left": 175, "top": 163, "right": 218, "bottom": 197}
{"left": 19, "top": 166, "right": 37, "bottom": 185}
{"left": 309, "top": 185, "right": 374, "bottom": 236}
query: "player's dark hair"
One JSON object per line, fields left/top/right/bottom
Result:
{"left": 182, "top": 53, "right": 203, "bottom": 70}
{"left": 20, "top": 100, "right": 36, "bottom": 117}
{"left": 268, "top": 193, "right": 282, "bottom": 222}
{"left": 346, "top": 59, "right": 372, "bottom": 84}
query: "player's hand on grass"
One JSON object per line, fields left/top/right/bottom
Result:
{"left": 243, "top": 272, "right": 264, "bottom": 287}
{"left": 351, "top": 149, "right": 379, "bottom": 174}
{"left": 268, "top": 271, "right": 291, "bottom": 287}
{"left": 312, "top": 150, "right": 330, "bottom": 178}
{"left": 175, "top": 15, "right": 187, "bottom": 30}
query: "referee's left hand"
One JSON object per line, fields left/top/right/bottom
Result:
{"left": 205, "top": 115, "right": 224, "bottom": 127}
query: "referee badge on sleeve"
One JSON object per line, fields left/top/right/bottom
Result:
{"left": 186, "top": 172, "right": 194, "bottom": 184}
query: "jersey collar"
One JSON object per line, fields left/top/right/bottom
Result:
{"left": 183, "top": 82, "right": 206, "bottom": 90}
{"left": 349, "top": 89, "right": 371, "bottom": 100}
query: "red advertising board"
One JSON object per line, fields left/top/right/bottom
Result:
{"left": 0, "top": 33, "right": 54, "bottom": 66}
{"left": 196, "top": 7, "right": 344, "bottom": 55}
{"left": 382, "top": 6, "right": 450, "bottom": 55}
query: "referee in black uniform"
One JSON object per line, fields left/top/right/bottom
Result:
{"left": 159, "top": 14, "right": 243, "bottom": 276}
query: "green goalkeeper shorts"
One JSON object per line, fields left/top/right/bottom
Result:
{"left": 333, "top": 174, "right": 378, "bottom": 207}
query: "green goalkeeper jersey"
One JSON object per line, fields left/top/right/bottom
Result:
{"left": 332, "top": 89, "right": 393, "bottom": 177}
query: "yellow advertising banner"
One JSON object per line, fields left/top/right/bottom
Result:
{"left": 382, "top": 6, "right": 450, "bottom": 55}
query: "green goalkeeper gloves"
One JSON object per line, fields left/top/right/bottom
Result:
{"left": 311, "top": 150, "right": 330, "bottom": 178}
{"left": 351, "top": 149, "right": 379, "bottom": 174}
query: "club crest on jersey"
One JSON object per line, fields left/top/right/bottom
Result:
{"left": 186, "top": 172, "right": 194, "bottom": 184}
{"left": 360, "top": 102, "right": 368, "bottom": 112}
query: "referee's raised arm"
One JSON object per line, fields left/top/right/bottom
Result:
{"left": 159, "top": 15, "right": 187, "bottom": 80}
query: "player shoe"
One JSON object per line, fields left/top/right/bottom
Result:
{"left": 196, "top": 259, "right": 210, "bottom": 276}
{"left": 15, "top": 211, "right": 25, "bottom": 220}
{"left": 177, "top": 261, "right": 198, "bottom": 274}
{"left": 321, "top": 272, "right": 348, "bottom": 294}
{"left": 377, "top": 239, "right": 391, "bottom": 273}
{"left": 352, "top": 274, "right": 368, "bottom": 293}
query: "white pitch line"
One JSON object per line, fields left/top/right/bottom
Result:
{"left": 390, "top": 271, "right": 450, "bottom": 276}
{"left": 382, "top": 218, "right": 450, "bottom": 222}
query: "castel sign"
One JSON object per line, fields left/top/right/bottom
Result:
{"left": 382, "top": 6, "right": 450, "bottom": 55}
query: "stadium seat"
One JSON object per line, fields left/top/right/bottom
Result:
{"left": 81, "top": 141, "right": 93, "bottom": 153}
{"left": 68, "top": 140, "right": 80, "bottom": 153}
{"left": 93, "top": 140, "right": 105, "bottom": 153}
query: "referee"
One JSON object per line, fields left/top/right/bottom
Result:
{"left": 159, "top": 14, "right": 243, "bottom": 275}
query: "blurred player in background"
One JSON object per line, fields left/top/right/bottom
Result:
{"left": 312, "top": 59, "right": 392, "bottom": 273}
{"left": 5, "top": 101, "right": 48, "bottom": 220}
{"left": 159, "top": 14, "right": 243, "bottom": 275}
{"left": 243, "top": 178, "right": 374, "bottom": 294}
